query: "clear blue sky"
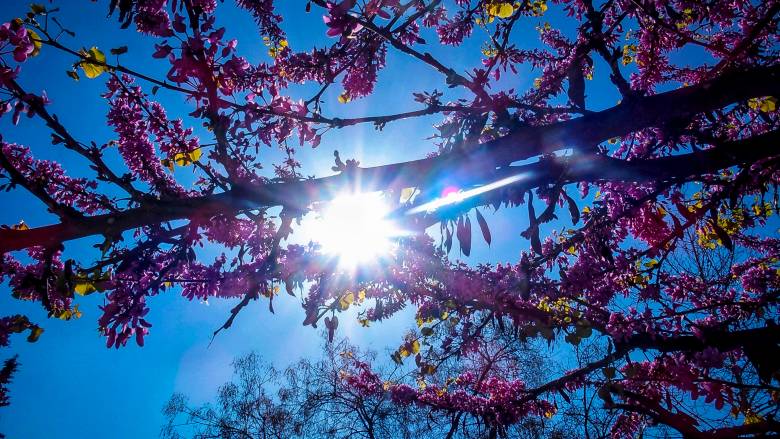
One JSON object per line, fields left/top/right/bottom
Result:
{"left": 0, "top": 1, "right": 707, "bottom": 437}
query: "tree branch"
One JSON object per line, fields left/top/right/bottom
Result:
{"left": 1, "top": 64, "right": 778, "bottom": 254}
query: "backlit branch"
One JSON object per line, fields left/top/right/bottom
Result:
{"left": 1, "top": 64, "right": 778, "bottom": 254}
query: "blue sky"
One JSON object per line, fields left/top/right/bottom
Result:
{"left": 0, "top": 0, "right": 694, "bottom": 437}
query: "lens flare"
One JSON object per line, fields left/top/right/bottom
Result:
{"left": 303, "top": 192, "right": 403, "bottom": 267}
{"left": 407, "top": 173, "right": 530, "bottom": 214}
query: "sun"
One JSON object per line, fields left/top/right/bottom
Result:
{"left": 302, "top": 192, "right": 404, "bottom": 267}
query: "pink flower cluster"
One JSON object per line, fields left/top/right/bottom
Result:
{"left": 104, "top": 75, "right": 185, "bottom": 195}
{"left": 132, "top": 0, "right": 174, "bottom": 37}
{"left": 0, "top": 20, "right": 37, "bottom": 62}
{"left": 341, "top": 359, "right": 555, "bottom": 427}
{"left": 1, "top": 143, "right": 110, "bottom": 214}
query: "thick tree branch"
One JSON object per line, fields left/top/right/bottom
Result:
{"left": 1, "top": 64, "right": 778, "bottom": 254}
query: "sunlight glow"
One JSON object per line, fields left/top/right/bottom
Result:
{"left": 305, "top": 192, "right": 404, "bottom": 267}
{"left": 407, "top": 172, "right": 530, "bottom": 214}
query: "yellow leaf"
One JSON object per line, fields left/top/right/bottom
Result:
{"left": 279, "top": 39, "right": 288, "bottom": 48}
{"left": 744, "top": 411, "right": 763, "bottom": 425}
{"left": 481, "top": 45, "right": 497, "bottom": 57}
{"left": 11, "top": 220, "right": 29, "bottom": 231}
{"left": 173, "top": 148, "right": 202, "bottom": 166}
{"left": 74, "top": 281, "right": 97, "bottom": 296}
{"left": 173, "top": 153, "right": 187, "bottom": 166}
{"left": 357, "top": 290, "right": 366, "bottom": 301}
{"left": 338, "top": 92, "right": 351, "bottom": 104}
{"left": 81, "top": 47, "right": 107, "bottom": 79}
{"left": 400, "top": 187, "right": 418, "bottom": 203}
{"left": 411, "top": 339, "right": 420, "bottom": 354}
{"left": 748, "top": 97, "right": 776, "bottom": 112}
{"left": 27, "top": 326, "right": 44, "bottom": 342}
{"left": 339, "top": 292, "right": 354, "bottom": 310}
{"left": 489, "top": 2, "right": 514, "bottom": 18}
{"left": 760, "top": 97, "right": 777, "bottom": 113}
{"left": 27, "top": 29, "right": 42, "bottom": 57}
{"left": 30, "top": 4, "right": 47, "bottom": 15}
{"left": 531, "top": 0, "right": 547, "bottom": 15}
{"left": 57, "top": 306, "right": 83, "bottom": 320}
